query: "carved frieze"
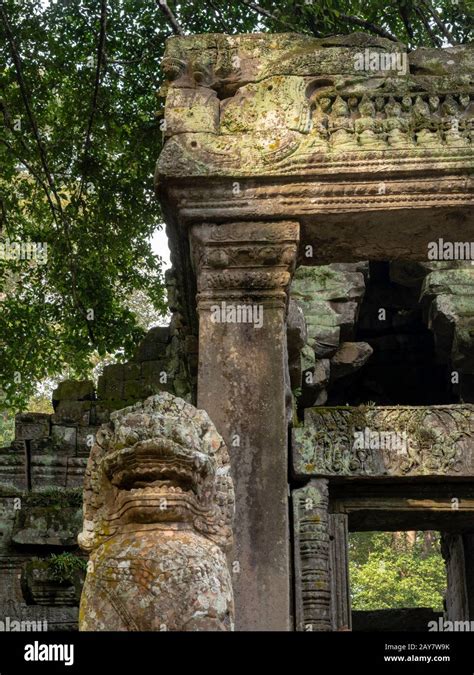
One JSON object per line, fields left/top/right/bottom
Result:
{"left": 293, "top": 405, "right": 474, "bottom": 478}
{"left": 157, "top": 34, "right": 473, "bottom": 179}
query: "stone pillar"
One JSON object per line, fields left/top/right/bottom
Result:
{"left": 462, "top": 534, "right": 474, "bottom": 619}
{"left": 329, "top": 513, "right": 351, "bottom": 630}
{"left": 191, "top": 221, "right": 299, "bottom": 631}
{"left": 442, "top": 533, "right": 469, "bottom": 621}
{"left": 292, "top": 480, "right": 331, "bottom": 631}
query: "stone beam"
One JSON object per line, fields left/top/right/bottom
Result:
{"left": 330, "top": 482, "right": 474, "bottom": 531}
{"left": 293, "top": 404, "right": 474, "bottom": 479}
{"left": 191, "top": 220, "right": 299, "bottom": 631}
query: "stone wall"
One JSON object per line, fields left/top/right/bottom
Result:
{"left": 419, "top": 263, "right": 474, "bottom": 402}
{"left": 289, "top": 260, "right": 474, "bottom": 412}
{"left": 289, "top": 262, "right": 370, "bottom": 409}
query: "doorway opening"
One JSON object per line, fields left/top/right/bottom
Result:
{"left": 327, "top": 260, "right": 457, "bottom": 407}
{"left": 349, "top": 530, "right": 446, "bottom": 631}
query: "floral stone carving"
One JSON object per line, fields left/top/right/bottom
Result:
{"left": 78, "top": 393, "right": 235, "bottom": 631}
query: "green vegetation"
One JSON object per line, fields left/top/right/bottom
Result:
{"left": 47, "top": 552, "right": 87, "bottom": 584}
{"left": 0, "top": 410, "right": 14, "bottom": 447}
{"left": 349, "top": 531, "right": 446, "bottom": 611}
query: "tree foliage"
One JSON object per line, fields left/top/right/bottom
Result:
{"left": 349, "top": 531, "right": 446, "bottom": 611}
{"left": 0, "top": 0, "right": 471, "bottom": 409}
{"left": 0, "top": 0, "right": 171, "bottom": 409}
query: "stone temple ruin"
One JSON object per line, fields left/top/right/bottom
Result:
{"left": 0, "top": 32, "right": 473, "bottom": 631}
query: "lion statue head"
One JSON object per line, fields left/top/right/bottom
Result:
{"left": 78, "top": 393, "right": 235, "bottom": 631}
{"left": 79, "top": 392, "right": 234, "bottom": 552}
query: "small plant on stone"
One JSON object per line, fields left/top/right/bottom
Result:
{"left": 48, "top": 553, "right": 87, "bottom": 584}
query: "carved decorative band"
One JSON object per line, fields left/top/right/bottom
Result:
{"left": 192, "top": 221, "right": 300, "bottom": 244}
{"left": 311, "top": 92, "right": 473, "bottom": 151}
{"left": 293, "top": 482, "right": 331, "bottom": 632}
{"left": 191, "top": 222, "right": 300, "bottom": 302}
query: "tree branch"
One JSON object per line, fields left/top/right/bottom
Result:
{"left": 76, "top": 0, "right": 107, "bottom": 204}
{"left": 0, "top": 98, "right": 60, "bottom": 226}
{"left": 421, "top": 0, "right": 457, "bottom": 45}
{"left": 398, "top": 2, "right": 414, "bottom": 41}
{"left": 239, "top": 0, "right": 279, "bottom": 23}
{"left": 0, "top": 1, "right": 63, "bottom": 216}
{"left": 155, "top": 0, "right": 184, "bottom": 36}
{"left": 0, "top": 138, "right": 60, "bottom": 225}
{"left": 207, "top": 0, "right": 229, "bottom": 33}
{"left": 238, "top": 0, "right": 304, "bottom": 32}
{"left": 339, "top": 13, "right": 399, "bottom": 42}
{"left": 0, "top": 2, "right": 96, "bottom": 341}
{"left": 415, "top": 6, "right": 442, "bottom": 47}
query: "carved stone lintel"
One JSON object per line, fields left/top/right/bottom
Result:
{"left": 293, "top": 481, "right": 331, "bottom": 632}
{"left": 157, "top": 34, "right": 473, "bottom": 180}
{"left": 293, "top": 404, "right": 474, "bottom": 478}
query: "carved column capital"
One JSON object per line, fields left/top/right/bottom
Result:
{"left": 190, "top": 221, "right": 300, "bottom": 308}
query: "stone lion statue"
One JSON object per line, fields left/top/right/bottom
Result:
{"left": 78, "top": 393, "right": 235, "bottom": 631}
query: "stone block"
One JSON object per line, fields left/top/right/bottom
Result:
{"left": 287, "top": 298, "right": 307, "bottom": 360}
{"left": 301, "top": 345, "right": 316, "bottom": 372}
{"left": 21, "top": 559, "right": 84, "bottom": 606}
{"left": 293, "top": 404, "right": 474, "bottom": 478}
{"left": 123, "top": 362, "right": 141, "bottom": 380}
{"left": 141, "top": 360, "right": 168, "bottom": 385}
{"left": 123, "top": 380, "right": 147, "bottom": 400}
{"left": 184, "top": 334, "right": 198, "bottom": 354}
{"left": 0, "top": 451, "right": 26, "bottom": 490}
{"left": 97, "top": 376, "right": 124, "bottom": 401}
{"left": 313, "top": 325, "right": 341, "bottom": 359}
{"left": 30, "top": 455, "right": 69, "bottom": 489}
{"left": 52, "top": 401, "right": 91, "bottom": 426}
{"left": 76, "top": 427, "right": 99, "bottom": 457}
{"left": 101, "top": 363, "right": 125, "bottom": 382}
{"left": 12, "top": 506, "right": 82, "bottom": 547}
{"left": 133, "top": 326, "right": 169, "bottom": 362}
{"left": 52, "top": 380, "right": 95, "bottom": 403}
{"left": 64, "top": 457, "right": 89, "bottom": 487}
{"left": 330, "top": 342, "right": 373, "bottom": 380}
{"left": 29, "top": 437, "right": 56, "bottom": 455}
{"left": 15, "top": 413, "right": 50, "bottom": 441}
{"left": 91, "top": 403, "right": 112, "bottom": 426}
{"left": 165, "top": 86, "right": 219, "bottom": 136}
{"left": 51, "top": 426, "right": 77, "bottom": 455}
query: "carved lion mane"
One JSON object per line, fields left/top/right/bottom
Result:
{"left": 78, "top": 393, "right": 235, "bottom": 631}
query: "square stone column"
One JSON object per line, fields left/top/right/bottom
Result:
{"left": 191, "top": 221, "right": 299, "bottom": 631}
